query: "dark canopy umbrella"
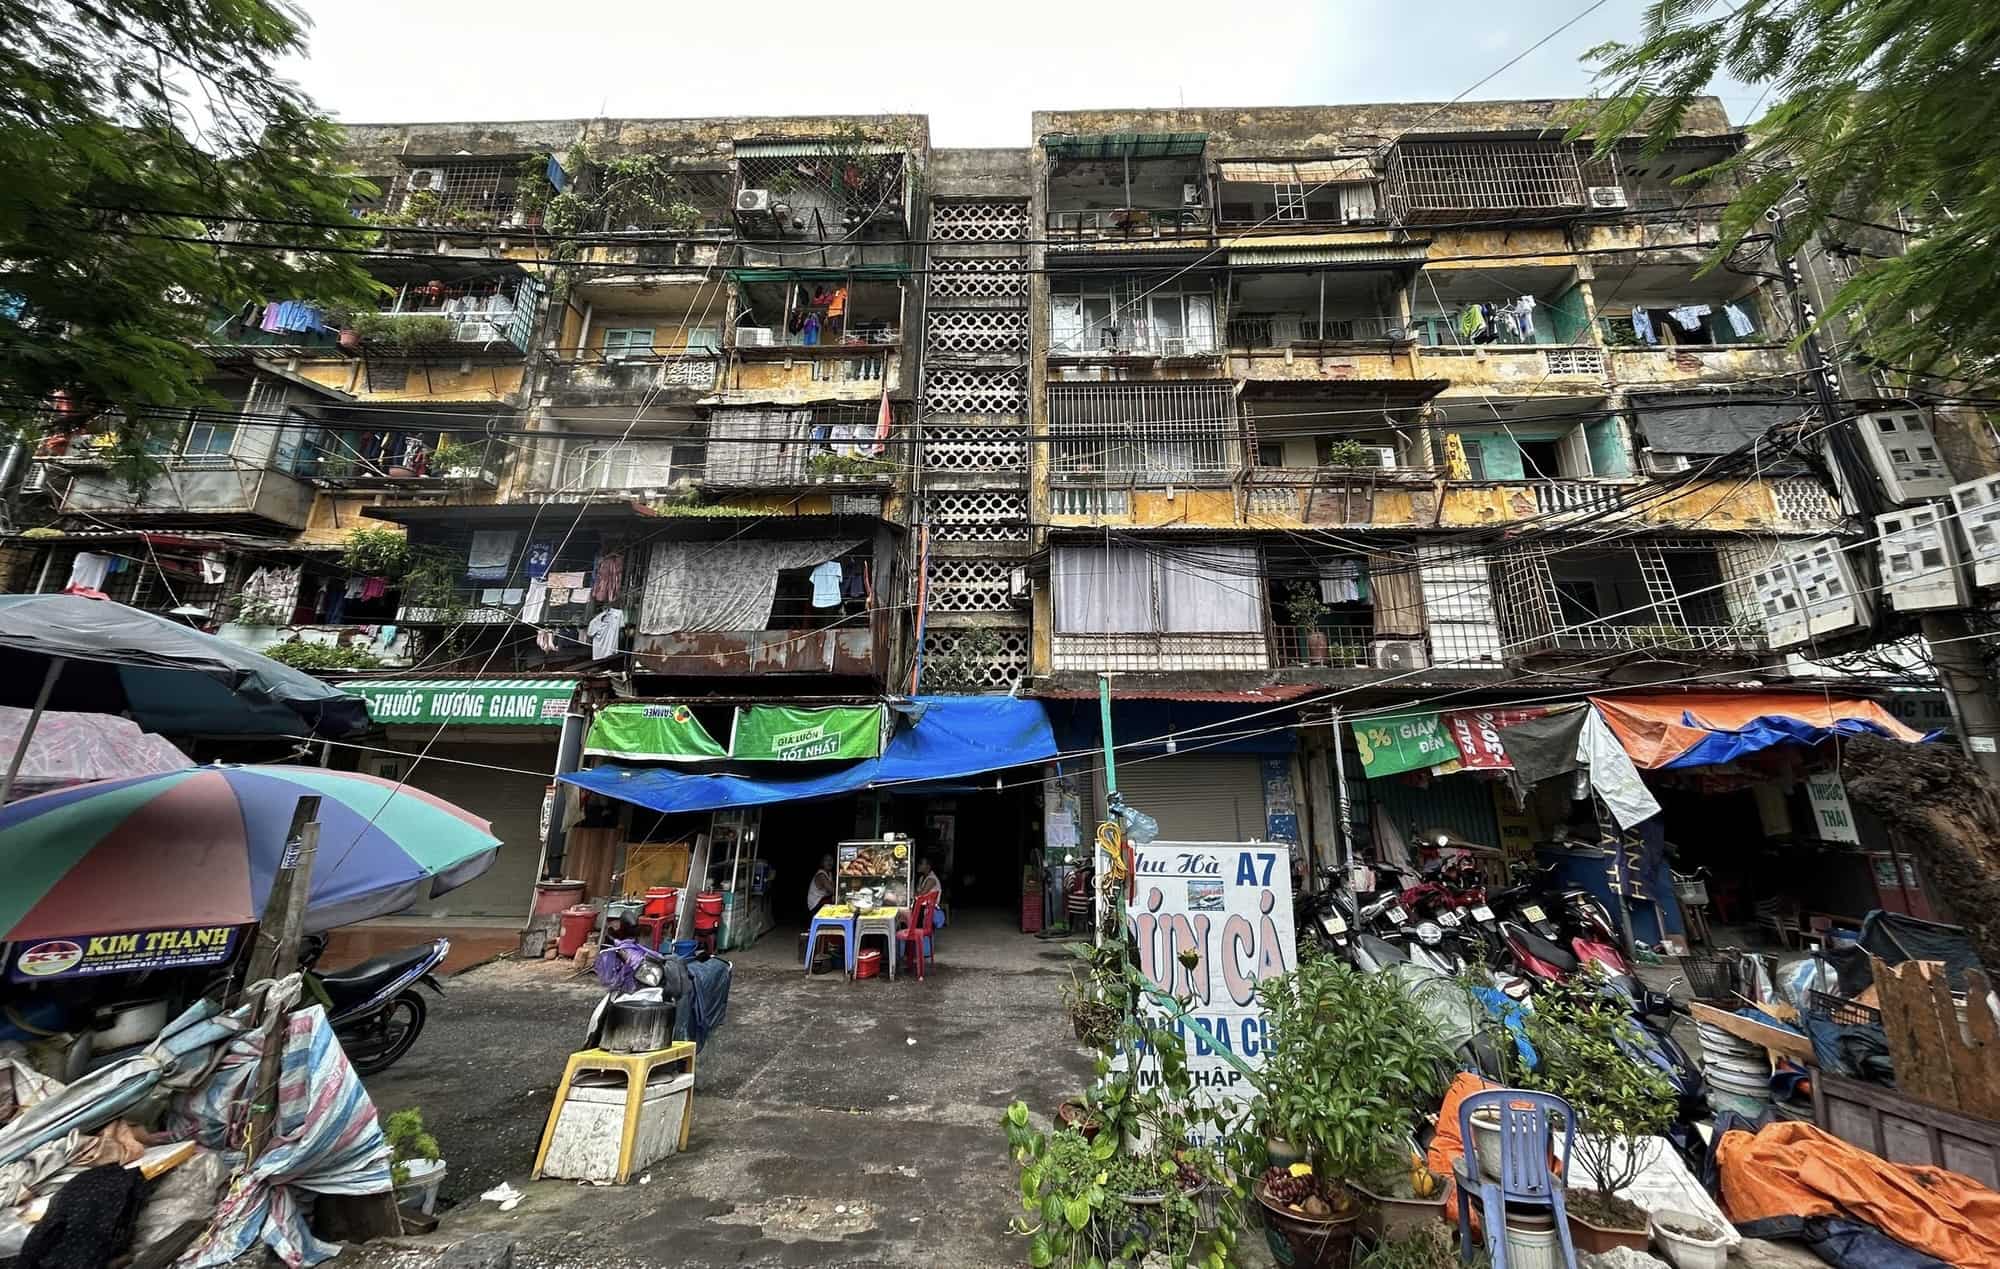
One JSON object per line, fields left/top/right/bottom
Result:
{"left": 0, "top": 595, "right": 371, "bottom": 800}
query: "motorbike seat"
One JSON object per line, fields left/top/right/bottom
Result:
{"left": 1511, "top": 925, "right": 1578, "bottom": 974}
{"left": 316, "top": 947, "right": 433, "bottom": 1010}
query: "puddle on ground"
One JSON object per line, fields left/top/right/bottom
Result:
{"left": 709, "top": 1197, "right": 878, "bottom": 1242}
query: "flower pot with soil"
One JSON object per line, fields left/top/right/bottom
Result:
{"left": 1054, "top": 1098, "right": 1100, "bottom": 1140}
{"left": 1354, "top": 1162, "right": 1446, "bottom": 1242}
{"left": 1257, "top": 1166, "right": 1361, "bottom": 1269}
{"left": 1564, "top": 1188, "right": 1651, "bottom": 1254}
{"left": 1651, "top": 1209, "right": 1729, "bottom": 1269}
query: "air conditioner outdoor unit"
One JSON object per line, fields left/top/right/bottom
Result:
{"left": 19, "top": 462, "right": 48, "bottom": 493}
{"left": 736, "top": 188, "right": 773, "bottom": 213}
{"left": 1641, "top": 448, "right": 1691, "bottom": 475}
{"left": 1183, "top": 182, "right": 1203, "bottom": 207}
{"left": 736, "top": 327, "right": 776, "bottom": 347}
{"left": 1366, "top": 446, "right": 1397, "bottom": 469}
{"left": 1372, "top": 639, "right": 1428, "bottom": 672}
{"left": 405, "top": 167, "right": 448, "bottom": 193}
{"left": 1586, "top": 186, "right": 1630, "bottom": 209}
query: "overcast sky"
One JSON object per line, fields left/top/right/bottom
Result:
{"left": 281, "top": 0, "right": 1759, "bottom": 145}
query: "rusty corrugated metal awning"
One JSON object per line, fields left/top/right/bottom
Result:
{"left": 1227, "top": 242, "right": 1429, "bottom": 269}
{"left": 1042, "top": 132, "right": 1208, "bottom": 160}
{"left": 1217, "top": 158, "right": 1375, "bottom": 184}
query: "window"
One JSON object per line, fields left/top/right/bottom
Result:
{"left": 1256, "top": 442, "right": 1284, "bottom": 468}
{"left": 603, "top": 328, "right": 655, "bottom": 362}
{"left": 1052, "top": 544, "right": 1263, "bottom": 634}
{"left": 183, "top": 415, "right": 237, "bottom": 457}
{"left": 1273, "top": 182, "right": 1307, "bottom": 221}
{"left": 1516, "top": 440, "right": 1563, "bottom": 480}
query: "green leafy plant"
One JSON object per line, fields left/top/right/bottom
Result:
{"left": 349, "top": 312, "right": 456, "bottom": 350}
{"left": 1358, "top": 1223, "right": 1474, "bottom": 1269}
{"left": 428, "top": 437, "right": 481, "bottom": 476}
{"left": 807, "top": 451, "right": 895, "bottom": 480}
{"left": 1505, "top": 973, "right": 1674, "bottom": 1224}
{"left": 261, "top": 641, "right": 384, "bottom": 671}
{"left": 1252, "top": 957, "right": 1454, "bottom": 1191}
{"left": 341, "top": 526, "right": 412, "bottom": 579}
{"left": 1319, "top": 438, "right": 1374, "bottom": 468}
{"left": 1284, "top": 580, "right": 1330, "bottom": 631}
{"left": 384, "top": 1108, "right": 440, "bottom": 1187}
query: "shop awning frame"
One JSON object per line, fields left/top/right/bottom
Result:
{"left": 560, "top": 696, "right": 1056, "bottom": 815}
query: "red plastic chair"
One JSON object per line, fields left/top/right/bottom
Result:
{"left": 896, "top": 892, "right": 940, "bottom": 981}
{"left": 638, "top": 887, "right": 679, "bottom": 949}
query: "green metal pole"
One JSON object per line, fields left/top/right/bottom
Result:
{"left": 1098, "top": 673, "right": 1117, "bottom": 796}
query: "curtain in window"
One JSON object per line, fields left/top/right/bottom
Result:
{"left": 642, "top": 539, "right": 861, "bottom": 632}
{"left": 1158, "top": 544, "right": 1262, "bottom": 632}
{"left": 704, "top": 409, "right": 809, "bottom": 484}
{"left": 1053, "top": 546, "right": 1150, "bottom": 632}
{"left": 1051, "top": 297, "right": 1084, "bottom": 352}
{"left": 1185, "top": 294, "right": 1216, "bottom": 351}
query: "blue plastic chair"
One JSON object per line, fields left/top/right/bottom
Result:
{"left": 1454, "top": 1089, "right": 1579, "bottom": 1269}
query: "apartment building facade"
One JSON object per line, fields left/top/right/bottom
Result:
{"left": 5, "top": 96, "right": 1913, "bottom": 923}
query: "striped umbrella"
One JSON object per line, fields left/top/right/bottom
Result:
{"left": 0, "top": 766, "right": 500, "bottom": 941}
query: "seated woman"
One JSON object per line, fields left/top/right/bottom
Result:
{"left": 806, "top": 853, "right": 837, "bottom": 916}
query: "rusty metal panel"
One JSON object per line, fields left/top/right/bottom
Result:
{"left": 631, "top": 627, "right": 879, "bottom": 676}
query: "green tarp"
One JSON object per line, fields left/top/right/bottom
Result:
{"left": 1352, "top": 712, "right": 1463, "bottom": 778}
{"left": 730, "top": 705, "right": 882, "bottom": 762}
{"left": 585, "top": 703, "right": 728, "bottom": 762}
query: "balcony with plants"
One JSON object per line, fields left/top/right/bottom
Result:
{"left": 730, "top": 129, "right": 916, "bottom": 270}
{"left": 1043, "top": 131, "right": 1211, "bottom": 247}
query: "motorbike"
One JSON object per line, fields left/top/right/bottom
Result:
{"left": 299, "top": 935, "right": 448, "bottom": 1075}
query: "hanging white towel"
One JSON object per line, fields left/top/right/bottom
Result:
{"left": 1667, "top": 303, "right": 1712, "bottom": 332}
{"left": 1723, "top": 303, "right": 1755, "bottom": 338}
{"left": 65, "top": 552, "right": 112, "bottom": 592}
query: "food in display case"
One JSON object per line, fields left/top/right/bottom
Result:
{"left": 836, "top": 835, "right": 913, "bottom": 910}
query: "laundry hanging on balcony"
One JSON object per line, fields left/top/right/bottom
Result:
{"left": 639, "top": 539, "right": 860, "bottom": 633}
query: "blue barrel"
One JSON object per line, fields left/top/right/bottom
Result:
{"left": 672, "top": 939, "right": 699, "bottom": 960}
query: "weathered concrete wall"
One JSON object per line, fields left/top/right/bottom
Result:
{"left": 337, "top": 114, "right": 932, "bottom": 171}
{"left": 929, "top": 148, "right": 1033, "bottom": 197}
{"left": 1031, "top": 98, "right": 1737, "bottom": 155}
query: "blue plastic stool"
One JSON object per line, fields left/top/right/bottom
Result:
{"left": 1454, "top": 1088, "right": 1579, "bottom": 1269}
{"left": 805, "top": 907, "right": 858, "bottom": 977}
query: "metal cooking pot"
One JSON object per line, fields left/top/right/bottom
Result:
{"left": 600, "top": 998, "right": 675, "bottom": 1053}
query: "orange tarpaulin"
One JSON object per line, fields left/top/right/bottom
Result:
{"left": 1717, "top": 1121, "right": 2000, "bottom": 1268}
{"left": 1589, "top": 693, "right": 1926, "bottom": 769}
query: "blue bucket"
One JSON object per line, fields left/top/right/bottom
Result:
{"left": 672, "top": 939, "right": 700, "bottom": 960}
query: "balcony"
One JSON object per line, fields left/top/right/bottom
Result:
{"left": 1049, "top": 280, "right": 1219, "bottom": 363}
{"left": 631, "top": 626, "right": 884, "bottom": 677}
{"left": 540, "top": 354, "right": 722, "bottom": 405}
{"left": 1050, "top": 631, "right": 1268, "bottom": 672}
{"left": 1606, "top": 342, "right": 1796, "bottom": 389}
{"left": 1495, "top": 541, "right": 1767, "bottom": 661}
{"left": 1269, "top": 624, "right": 1374, "bottom": 670}
{"left": 731, "top": 141, "right": 913, "bottom": 270}
{"left": 1422, "top": 344, "right": 1606, "bottom": 393}
{"left": 1044, "top": 131, "right": 1211, "bottom": 250}
{"left": 296, "top": 434, "right": 505, "bottom": 491}
{"left": 1385, "top": 139, "right": 1588, "bottom": 224}
{"left": 58, "top": 454, "right": 314, "bottom": 530}
{"left": 350, "top": 274, "right": 541, "bottom": 358}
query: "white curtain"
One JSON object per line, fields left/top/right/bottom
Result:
{"left": 1053, "top": 546, "right": 1150, "bottom": 633}
{"left": 1185, "top": 294, "right": 1217, "bottom": 351}
{"left": 1159, "top": 545, "right": 1263, "bottom": 632}
{"left": 1051, "top": 298, "right": 1084, "bottom": 352}
{"left": 642, "top": 539, "right": 860, "bottom": 633}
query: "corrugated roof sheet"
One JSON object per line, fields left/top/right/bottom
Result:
{"left": 733, "top": 140, "right": 902, "bottom": 158}
{"left": 1042, "top": 132, "right": 1208, "bottom": 160}
{"left": 1218, "top": 158, "right": 1375, "bottom": 184}
{"left": 1227, "top": 242, "right": 1429, "bottom": 268}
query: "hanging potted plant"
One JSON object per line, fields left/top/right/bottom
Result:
{"left": 1250, "top": 957, "right": 1455, "bottom": 1269}
{"left": 1286, "top": 580, "right": 1332, "bottom": 665}
{"left": 1509, "top": 975, "right": 1674, "bottom": 1255}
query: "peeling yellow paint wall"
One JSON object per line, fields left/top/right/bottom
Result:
{"left": 726, "top": 353, "right": 902, "bottom": 400}
{"left": 294, "top": 360, "right": 527, "bottom": 403}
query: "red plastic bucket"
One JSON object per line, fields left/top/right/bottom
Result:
{"left": 533, "top": 880, "right": 586, "bottom": 917}
{"left": 557, "top": 905, "right": 598, "bottom": 957}
{"left": 855, "top": 949, "right": 883, "bottom": 979}
{"left": 694, "top": 891, "right": 724, "bottom": 930}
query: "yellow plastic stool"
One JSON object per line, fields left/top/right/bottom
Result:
{"left": 532, "top": 1042, "right": 696, "bottom": 1184}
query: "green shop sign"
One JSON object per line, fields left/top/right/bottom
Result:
{"left": 730, "top": 705, "right": 883, "bottom": 762}
{"left": 585, "top": 703, "right": 728, "bottom": 761}
{"left": 348, "top": 679, "right": 575, "bottom": 727}
{"left": 1351, "top": 711, "right": 1462, "bottom": 778}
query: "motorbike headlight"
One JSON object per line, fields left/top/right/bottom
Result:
{"left": 1415, "top": 921, "right": 1443, "bottom": 946}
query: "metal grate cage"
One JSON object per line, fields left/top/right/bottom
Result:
{"left": 1049, "top": 381, "right": 1241, "bottom": 484}
{"left": 1386, "top": 139, "right": 1586, "bottom": 222}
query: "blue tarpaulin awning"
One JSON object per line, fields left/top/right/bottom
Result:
{"left": 560, "top": 696, "right": 1057, "bottom": 815}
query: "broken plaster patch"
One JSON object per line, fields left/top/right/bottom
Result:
{"left": 708, "top": 1197, "right": 878, "bottom": 1242}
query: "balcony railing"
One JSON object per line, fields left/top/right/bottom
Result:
{"left": 1529, "top": 480, "right": 1628, "bottom": 517}
{"left": 298, "top": 436, "right": 504, "bottom": 489}
{"left": 1046, "top": 205, "right": 1212, "bottom": 242}
{"left": 1269, "top": 624, "right": 1374, "bottom": 669}
{"left": 1049, "top": 631, "right": 1268, "bottom": 672}
{"left": 542, "top": 354, "right": 721, "bottom": 397}
{"left": 1522, "top": 621, "right": 1766, "bottom": 656}
{"left": 1048, "top": 324, "right": 1220, "bottom": 359}
{"left": 1227, "top": 314, "right": 1409, "bottom": 346}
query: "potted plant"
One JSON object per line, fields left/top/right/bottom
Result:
{"left": 1285, "top": 581, "right": 1331, "bottom": 664}
{"left": 1650, "top": 1209, "right": 1729, "bottom": 1269}
{"left": 1354, "top": 1150, "right": 1446, "bottom": 1244}
{"left": 385, "top": 1108, "right": 446, "bottom": 1215}
{"left": 1250, "top": 958, "right": 1455, "bottom": 1269}
{"left": 1509, "top": 975, "right": 1674, "bottom": 1254}
{"left": 429, "top": 437, "right": 481, "bottom": 480}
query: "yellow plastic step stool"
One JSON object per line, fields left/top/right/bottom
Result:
{"left": 531, "top": 1043, "right": 696, "bottom": 1184}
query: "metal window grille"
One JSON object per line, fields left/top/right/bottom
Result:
{"left": 735, "top": 151, "right": 907, "bottom": 223}
{"left": 930, "top": 201, "right": 1029, "bottom": 242}
{"left": 1049, "top": 381, "right": 1240, "bottom": 483}
{"left": 1385, "top": 140, "right": 1586, "bottom": 222}
{"left": 1050, "top": 632, "right": 1269, "bottom": 673}
{"left": 391, "top": 161, "right": 518, "bottom": 217}
{"left": 1543, "top": 347, "right": 1604, "bottom": 377}
{"left": 1773, "top": 476, "right": 1843, "bottom": 528}
{"left": 1273, "top": 182, "right": 1307, "bottom": 221}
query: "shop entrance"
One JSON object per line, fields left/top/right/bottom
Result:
{"left": 759, "top": 794, "right": 867, "bottom": 931}
{"left": 892, "top": 785, "right": 1035, "bottom": 911}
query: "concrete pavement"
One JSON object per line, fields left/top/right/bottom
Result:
{"left": 350, "top": 910, "right": 1094, "bottom": 1268}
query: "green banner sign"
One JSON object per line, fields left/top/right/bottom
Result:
{"left": 347, "top": 679, "right": 575, "bottom": 727}
{"left": 585, "top": 703, "right": 728, "bottom": 761}
{"left": 1351, "top": 711, "right": 1462, "bottom": 778}
{"left": 731, "top": 705, "right": 882, "bottom": 762}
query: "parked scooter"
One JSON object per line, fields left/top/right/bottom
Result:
{"left": 300, "top": 935, "right": 448, "bottom": 1075}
